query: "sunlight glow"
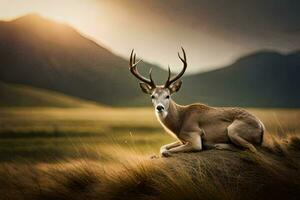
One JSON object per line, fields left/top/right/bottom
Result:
{"left": 0, "top": 0, "right": 226, "bottom": 73}
{"left": 0, "top": 0, "right": 119, "bottom": 49}
{"left": 1, "top": 0, "right": 286, "bottom": 73}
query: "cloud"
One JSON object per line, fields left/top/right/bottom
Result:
{"left": 105, "top": 0, "right": 300, "bottom": 72}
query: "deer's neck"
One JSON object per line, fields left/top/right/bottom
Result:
{"left": 156, "top": 100, "right": 184, "bottom": 136}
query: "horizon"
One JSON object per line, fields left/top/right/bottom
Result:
{"left": 1, "top": 0, "right": 299, "bottom": 73}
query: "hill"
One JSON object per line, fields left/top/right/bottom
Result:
{"left": 0, "top": 14, "right": 299, "bottom": 107}
{"left": 0, "top": 81, "right": 99, "bottom": 107}
{"left": 0, "top": 14, "right": 166, "bottom": 106}
{"left": 0, "top": 135, "right": 299, "bottom": 200}
{"left": 178, "top": 50, "right": 300, "bottom": 107}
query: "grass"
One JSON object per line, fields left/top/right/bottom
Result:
{"left": 0, "top": 107, "right": 167, "bottom": 163}
{"left": 0, "top": 134, "right": 299, "bottom": 200}
{"left": 0, "top": 106, "right": 299, "bottom": 199}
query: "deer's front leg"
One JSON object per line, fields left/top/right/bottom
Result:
{"left": 162, "top": 132, "right": 202, "bottom": 157}
{"left": 160, "top": 141, "right": 182, "bottom": 156}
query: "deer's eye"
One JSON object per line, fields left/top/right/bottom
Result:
{"left": 166, "top": 95, "right": 170, "bottom": 99}
{"left": 151, "top": 95, "right": 155, "bottom": 99}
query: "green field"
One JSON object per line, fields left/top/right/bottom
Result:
{"left": 0, "top": 106, "right": 299, "bottom": 163}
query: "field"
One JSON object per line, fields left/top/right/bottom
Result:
{"left": 0, "top": 107, "right": 299, "bottom": 163}
{"left": 0, "top": 106, "right": 168, "bottom": 163}
{"left": 0, "top": 106, "right": 300, "bottom": 199}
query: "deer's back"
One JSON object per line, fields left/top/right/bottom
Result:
{"left": 183, "top": 104, "right": 261, "bottom": 143}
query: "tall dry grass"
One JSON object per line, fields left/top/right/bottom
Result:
{"left": 0, "top": 132, "right": 299, "bottom": 200}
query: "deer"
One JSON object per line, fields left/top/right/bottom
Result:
{"left": 129, "top": 48, "right": 265, "bottom": 157}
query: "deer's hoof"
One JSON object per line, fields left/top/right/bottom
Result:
{"left": 214, "top": 144, "right": 225, "bottom": 150}
{"left": 161, "top": 150, "right": 171, "bottom": 157}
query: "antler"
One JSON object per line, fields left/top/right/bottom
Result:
{"left": 164, "top": 47, "right": 187, "bottom": 88}
{"left": 129, "top": 49, "right": 155, "bottom": 87}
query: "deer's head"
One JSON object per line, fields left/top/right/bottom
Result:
{"left": 129, "top": 48, "right": 187, "bottom": 117}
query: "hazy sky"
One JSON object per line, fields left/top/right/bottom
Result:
{"left": 0, "top": 0, "right": 299, "bottom": 73}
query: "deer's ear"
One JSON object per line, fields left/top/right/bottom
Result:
{"left": 168, "top": 80, "right": 182, "bottom": 94}
{"left": 139, "top": 82, "right": 153, "bottom": 94}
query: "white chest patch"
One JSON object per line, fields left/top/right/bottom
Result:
{"left": 155, "top": 111, "right": 179, "bottom": 140}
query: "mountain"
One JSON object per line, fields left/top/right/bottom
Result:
{"left": 178, "top": 51, "right": 300, "bottom": 107}
{"left": 0, "top": 14, "right": 299, "bottom": 107}
{"left": 0, "top": 14, "right": 166, "bottom": 106}
{"left": 0, "top": 81, "right": 100, "bottom": 107}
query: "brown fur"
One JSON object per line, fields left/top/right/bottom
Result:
{"left": 158, "top": 99, "right": 264, "bottom": 156}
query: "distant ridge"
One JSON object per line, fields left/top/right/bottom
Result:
{"left": 0, "top": 14, "right": 299, "bottom": 107}
{"left": 0, "top": 14, "right": 166, "bottom": 106}
{"left": 179, "top": 50, "right": 300, "bottom": 107}
{"left": 0, "top": 81, "right": 100, "bottom": 107}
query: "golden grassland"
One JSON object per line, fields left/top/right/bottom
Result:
{"left": 0, "top": 106, "right": 299, "bottom": 200}
{"left": 0, "top": 107, "right": 299, "bottom": 162}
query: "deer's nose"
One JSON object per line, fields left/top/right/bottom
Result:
{"left": 156, "top": 105, "right": 164, "bottom": 112}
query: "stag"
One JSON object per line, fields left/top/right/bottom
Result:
{"left": 129, "top": 48, "right": 265, "bottom": 157}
